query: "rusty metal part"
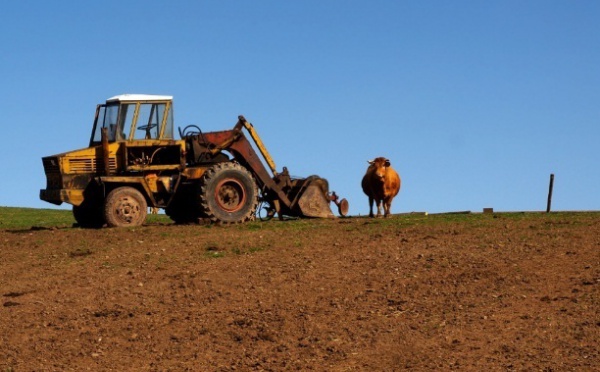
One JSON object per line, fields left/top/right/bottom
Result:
{"left": 297, "top": 183, "right": 335, "bottom": 218}
{"left": 287, "top": 176, "right": 337, "bottom": 218}
{"left": 330, "top": 192, "right": 349, "bottom": 217}
{"left": 214, "top": 178, "right": 246, "bottom": 213}
{"left": 181, "top": 167, "right": 206, "bottom": 180}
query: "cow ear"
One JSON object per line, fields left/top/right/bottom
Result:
{"left": 384, "top": 159, "right": 391, "bottom": 167}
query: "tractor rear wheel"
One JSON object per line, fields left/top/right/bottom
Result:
{"left": 104, "top": 187, "right": 148, "bottom": 227}
{"left": 199, "top": 162, "right": 258, "bottom": 224}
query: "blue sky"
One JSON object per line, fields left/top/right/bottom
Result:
{"left": 1, "top": 1, "right": 598, "bottom": 216}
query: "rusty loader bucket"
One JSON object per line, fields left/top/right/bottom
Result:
{"left": 290, "top": 176, "right": 349, "bottom": 218}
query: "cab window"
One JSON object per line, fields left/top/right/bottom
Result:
{"left": 91, "top": 101, "right": 172, "bottom": 144}
{"left": 134, "top": 103, "right": 163, "bottom": 140}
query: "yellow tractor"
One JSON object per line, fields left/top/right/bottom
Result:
{"left": 40, "top": 94, "right": 348, "bottom": 227}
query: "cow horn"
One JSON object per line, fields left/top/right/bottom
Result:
{"left": 367, "top": 159, "right": 374, "bottom": 164}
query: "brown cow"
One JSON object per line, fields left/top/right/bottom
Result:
{"left": 361, "top": 157, "right": 401, "bottom": 218}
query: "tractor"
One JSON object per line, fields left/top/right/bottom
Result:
{"left": 40, "top": 94, "right": 348, "bottom": 227}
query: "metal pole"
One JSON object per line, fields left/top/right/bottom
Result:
{"left": 546, "top": 173, "right": 554, "bottom": 213}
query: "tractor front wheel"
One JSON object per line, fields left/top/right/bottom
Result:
{"left": 104, "top": 187, "right": 148, "bottom": 227}
{"left": 199, "top": 162, "right": 258, "bottom": 224}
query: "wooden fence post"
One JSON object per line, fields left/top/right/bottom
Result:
{"left": 546, "top": 174, "right": 554, "bottom": 213}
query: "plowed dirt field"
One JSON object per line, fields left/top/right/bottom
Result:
{"left": 1, "top": 212, "right": 599, "bottom": 371}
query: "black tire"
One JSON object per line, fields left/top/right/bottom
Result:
{"left": 73, "top": 201, "right": 105, "bottom": 228}
{"left": 104, "top": 187, "right": 148, "bottom": 227}
{"left": 199, "top": 162, "right": 258, "bottom": 224}
{"left": 165, "top": 203, "right": 198, "bottom": 224}
{"left": 165, "top": 182, "right": 203, "bottom": 224}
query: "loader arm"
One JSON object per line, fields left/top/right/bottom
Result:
{"left": 189, "top": 115, "right": 343, "bottom": 219}
{"left": 198, "top": 122, "right": 294, "bottom": 211}
{"left": 229, "top": 116, "right": 339, "bottom": 218}
{"left": 236, "top": 115, "right": 278, "bottom": 176}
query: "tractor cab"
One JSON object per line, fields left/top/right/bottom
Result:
{"left": 90, "top": 94, "right": 174, "bottom": 145}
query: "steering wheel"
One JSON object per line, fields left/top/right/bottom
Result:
{"left": 137, "top": 124, "right": 157, "bottom": 131}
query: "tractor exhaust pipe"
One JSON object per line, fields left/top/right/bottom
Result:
{"left": 101, "top": 127, "right": 111, "bottom": 176}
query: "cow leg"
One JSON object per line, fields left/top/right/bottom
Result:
{"left": 383, "top": 197, "right": 393, "bottom": 217}
{"left": 368, "top": 197, "right": 374, "bottom": 218}
{"left": 376, "top": 199, "right": 383, "bottom": 218}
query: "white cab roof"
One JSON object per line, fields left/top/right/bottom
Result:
{"left": 106, "top": 94, "right": 173, "bottom": 103}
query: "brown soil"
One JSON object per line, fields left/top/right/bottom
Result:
{"left": 1, "top": 213, "right": 598, "bottom": 371}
